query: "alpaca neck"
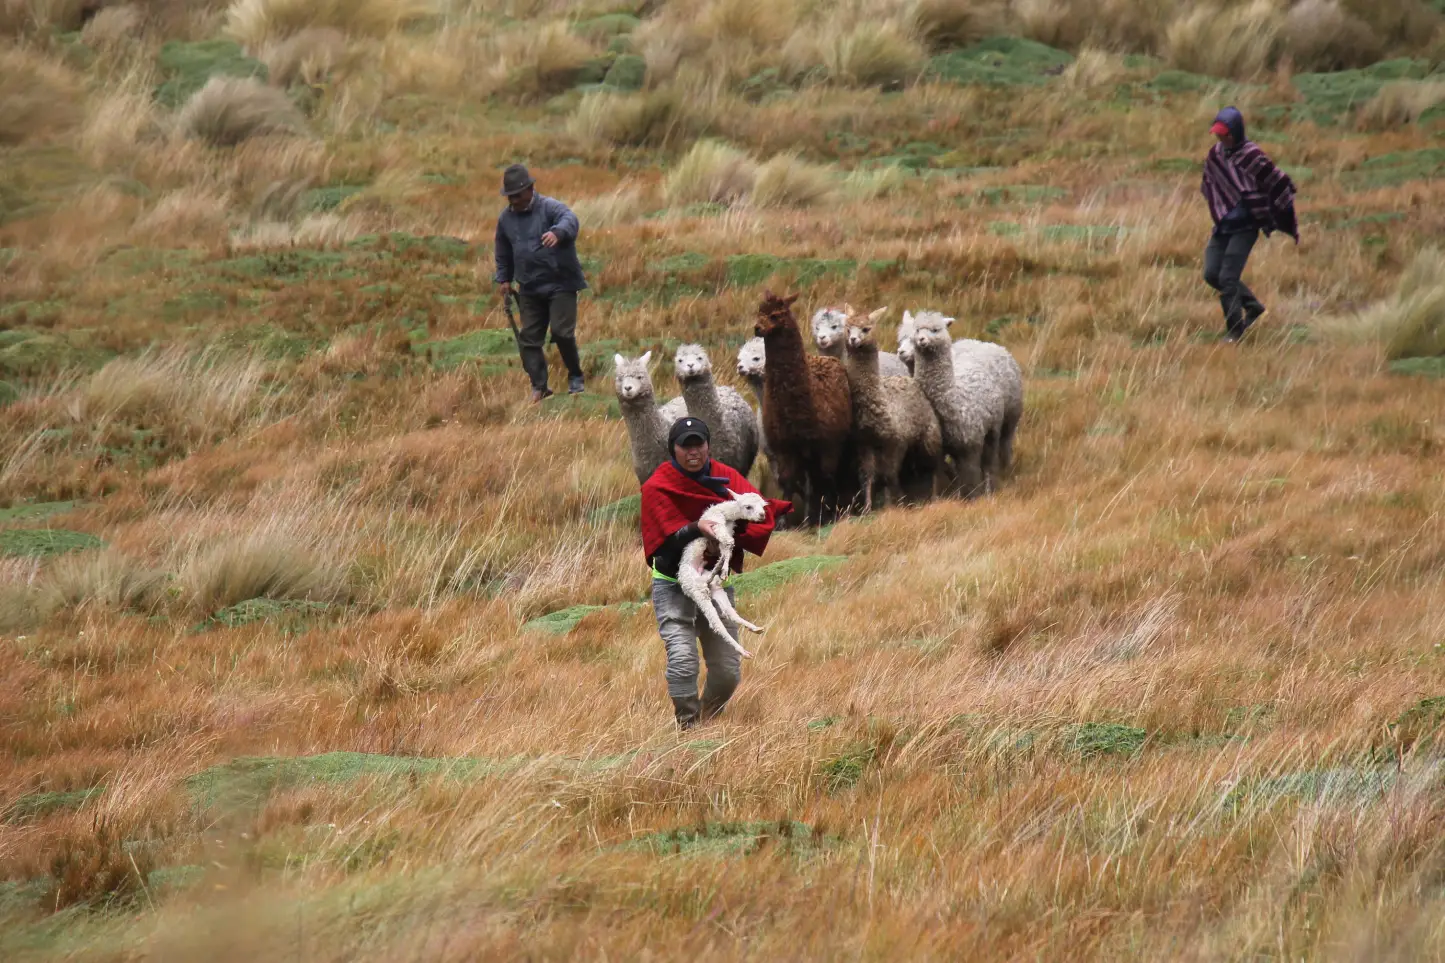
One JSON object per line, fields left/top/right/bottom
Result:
{"left": 680, "top": 374, "right": 723, "bottom": 427}
{"left": 912, "top": 346, "right": 955, "bottom": 401}
{"left": 761, "top": 324, "right": 812, "bottom": 411}
{"left": 845, "top": 348, "right": 882, "bottom": 399}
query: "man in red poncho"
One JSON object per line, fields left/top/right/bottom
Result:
{"left": 641, "top": 416, "right": 792, "bottom": 729}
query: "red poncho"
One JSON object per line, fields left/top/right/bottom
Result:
{"left": 640, "top": 461, "right": 792, "bottom": 574}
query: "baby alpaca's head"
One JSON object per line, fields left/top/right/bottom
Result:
{"left": 811, "top": 306, "right": 849, "bottom": 353}
{"left": 613, "top": 351, "right": 656, "bottom": 402}
{"left": 736, "top": 337, "right": 765, "bottom": 383}
{"left": 674, "top": 343, "right": 713, "bottom": 383}
{"left": 727, "top": 488, "right": 769, "bottom": 522}
{"left": 909, "top": 310, "right": 955, "bottom": 358}
{"left": 844, "top": 306, "right": 888, "bottom": 354}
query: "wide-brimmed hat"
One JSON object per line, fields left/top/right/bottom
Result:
{"left": 501, "top": 163, "right": 535, "bottom": 196}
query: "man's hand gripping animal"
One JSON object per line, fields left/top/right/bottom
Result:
{"left": 677, "top": 489, "right": 770, "bottom": 658}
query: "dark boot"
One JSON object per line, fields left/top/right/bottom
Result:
{"left": 700, "top": 693, "right": 731, "bottom": 722}
{"left": 553, "top": 336, "right": 584, "bottom": 381}
{"left": 672, "top": 695, "right": 701, "bottom": 730}
{"left": 519, "top": 343, "right": 549, "bottom": 394}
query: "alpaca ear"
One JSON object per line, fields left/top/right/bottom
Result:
{"left": 942, "top": 317, "right": 955, "bottom": 327}
{"left": 842, "top": 302, "right": 854, "bottom": 315}
{"left": 902, "top": 309, "right": 913, "bottom": 324}
{"left": 640, "top": 350, "right": 652, "bottom": 365}
{"left": 868, "top": 306, "right": 887, "bottom": 322}
{"left": 725, "top": 487, "right": 739, "bottom": 499}
{"left": 784, "top": 293, "right": 799, "bottom": 306}
{"left": 613, "top": 353, "right": 625, "bottom": 368}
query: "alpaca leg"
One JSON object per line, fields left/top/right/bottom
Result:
{"left": 699, "top": 586, "right": 751, "bottom": 658}
{"left": 999, "top": 413, "right": 1019, "bottom": 476}
{"left": 713, "top": 532, "right": 735, "bottom": 583}
{"left": 857, "top": 448, "right": 876, "bottom": 514}
{"left": 712, "top": 585, "right": 764, "bottom": 635}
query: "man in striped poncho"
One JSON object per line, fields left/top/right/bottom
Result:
{"left": 1201, "top": 106, "right": 1299, "bottom": 343}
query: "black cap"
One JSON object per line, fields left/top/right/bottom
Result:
{"left": 501, "top": 163, "right": 535, "bottom": 196}
{"left": 669, "top": 416, "right": 709, "bottom": 449}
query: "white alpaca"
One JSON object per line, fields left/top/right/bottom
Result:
{"left": 613, "top": 351, "right": 689, "bottom": 484}
{"left": 811, "top": 305, "right": 910, "bottom": 376}
{"left": 678, "top": 489, "right": 770, "bottom": 658}
{"left": 673, "top": 343, "right": 759, "bottom": 476}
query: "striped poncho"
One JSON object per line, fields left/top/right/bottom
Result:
{"left": 1201, "top": 139, "right": 1299, "bottom": 243}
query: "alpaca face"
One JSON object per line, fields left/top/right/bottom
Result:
{"left": 736, "top": 337, "right": 766, "bottom": 380}
{"left": 674, "top": 343, "right": 712, "bottom": 383}
{"left": 612, "top": 352, "right": 655, "bottom": 401}
{"left": 726, "top": 488, "right": 769, "bottom": 522}
{"left": 755, "top": 290, "right": 800, "bottom": 337}
{"left": 811, "top": 307, "right": 848, "bottom": 352}
{"left": 846, "top": 324, "right": 877, "bottom": 352}
{"left": 911, "top": 312, "right": 955, "bottom": 357}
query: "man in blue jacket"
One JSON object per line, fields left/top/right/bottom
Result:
{"left": 493, "top": 164, "right": 589, "bottom": 402}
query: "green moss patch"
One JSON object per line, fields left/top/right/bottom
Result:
{"left": 1226, "top": 766, "right": 1397, "bottom": 808}
{"left": 195, "top": 598, "right": 334, "bottom": 633}
{"left": 154, "top": 39, "right": 269, "bottom": 109}
{"left": 603, "top": 54, "right": 646, "bottom": 91}
{"left": 588, "top": 494, "right": 641, "bottom": 525}
{"left": 418, "top": 329, "right": 517, "bottom": 370}
{"left": 1068, "top": 722, "right": 1148, "bottom": 759}
{"left": 0, "top": 529, "right": 104, "bottom": 559}
{"left": 186, "top": 752, "right": 502, "bottom": 814}
{"left": 969, "top": 184, "right": 1067, "bottom": 205}
{"left": 0, "top": 332, "right": 115, "bottom": 378}
{"left": 724, "top": 254, "right": 855, "bottom": 289}
{"left": 1293, "top": 59, "right": 1432, "bottom": 124}
{"left": 1342, "top": 148, "right": 1445, "bottom": 190}
{"left": 622, "top": 820, "right": 828, "bottom": 858}
{"left": 304, "top": 184, "right": 368, "bottom": 213}
{"left": 927, "top": 37, "right": 1072, "bottom": 87}
{"left": 523, "top": 600, "right": 647, "bottom": 635}
{"left": 4, "top": 787, "right": 103, "bottom": 824}
{"left": 731, "top": 555, "right": 847, "bottom": 597}
{"left": 1388, "top": 695, "right": 1445, "bottom": 750}
{"left": 0, "top": 501, "right": 81, "bottom": 524}
{"left": 1388, "top": 357, "right": 1445, "bottom": 378}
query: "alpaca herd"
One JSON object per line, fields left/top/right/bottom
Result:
{"left": 613, "top": 292, "right": 1025, "bottom": 526}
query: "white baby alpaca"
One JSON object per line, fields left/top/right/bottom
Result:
{"left": 678, "top": 489, "right": 770, "bottom": 658}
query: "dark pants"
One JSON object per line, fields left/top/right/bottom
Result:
{"left": 516, "top": 291, "right": 583, "bottom": 391}
{"left": 1203, "top": 229, "right": 1265, "bottom": 335}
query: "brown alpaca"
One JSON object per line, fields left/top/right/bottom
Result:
{"left": 755, "top": 291, "right": 855, "bottom": 526}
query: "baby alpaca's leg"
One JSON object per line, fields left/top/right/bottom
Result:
{"left": 696, "top": 580, "right": 749, "bottom": 657}
{"left": 712, "top": 586, "right": 763, "bottom": 635}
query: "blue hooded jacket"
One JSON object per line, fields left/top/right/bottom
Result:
{"left": 1212, "top": 107, "right": 1254, "bottom": 234}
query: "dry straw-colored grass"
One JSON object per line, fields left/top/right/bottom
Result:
{"left": 224, "top": 0, "right": 435, "bottom": 47}
{"left": 0, "top": 46, "right": 82, "bottom": 145}
{"left": 175, "top": 75, "right": 310, "bottom": 146}
{"left": 1165, "top": 0, "right": 1283, "bottom": 79}
{"left": 1357, "top": 80, "right": 1445, "bottom": 129}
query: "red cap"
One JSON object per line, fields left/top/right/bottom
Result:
{"left": 1210, "top": 121, "right": 1230, "bottom": 136}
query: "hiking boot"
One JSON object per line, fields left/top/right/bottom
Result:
{"left": 672, "top": 695, "right": 701, "bottom": 730}
{"left": 568, "top": 374, "right": 585, "bottom": 395}
{"left": 1239, "top": 305, "right": 1265, "bottom": 336}
{"left": 530, "top": 387, "right": 553, "bottom": 404}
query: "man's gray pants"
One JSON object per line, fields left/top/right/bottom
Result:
{"left": 1203, "top": 229, "right": 1264, "bottom": 335}
{"left": 651, "top": 578, "right": 742, "bottom": 728}
{"left": 516, "top": 291, "right": 583, "bottom": 391}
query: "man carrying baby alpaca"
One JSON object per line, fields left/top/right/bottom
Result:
{"left": 641, "top": 417, "right": 791, "bottom": 730}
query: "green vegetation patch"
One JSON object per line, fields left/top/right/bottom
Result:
{"left": 0, "top": 332, "right": 115, "bottom": 378}
{"left": 604, "top": 54, "right": 646, "bottom": 91}
{"left": 1227, "top": 765, "right": 1397, "bottom": 808}
{"left": 1293, "top": 59, "right": 1432, "bottom": 124}
{"left": 304, "top": 184, "right": 368, "bottom": 213}
{"left": 1342, "top": 148, "right": 1445, "bottom": 190}
{"left": 822, "top": 743, "right": 877, "bottom": 791}
{"left": 969, "top": 184, "right": 1067, "bottom": 205}
{"left": 1068, "top": 722, "right": 1148, "bottom": 759}
{"left": 574, "top": 13, "right": 641, "bottom": 40}
{"left": 588, "top": 493, "right": 641, "bottom": 525}
{"left": 4, "top": 787, "right": 103, "bottom": 824}
{"left": 725, "top": 254, "right": 855, "bottom": 288}
{"left": 1389, "top": 357, "right": 1445, "bottom": 378}
{"left": 0, "top": 501, "right": 81, "bottom": 524}
{"left": 418, "top": 329, "right": 517, "bottom": 370}
{"left": 523, "top": 601, "right": 646, "bottom": 635}
{"left": 196, "top": 598, "right": 334, "bottom": 633}
{"left": 0, "top": 380, "right": 17, "bottom": 406}
{"left": 1388, "top": 695, "right": 1445, "bottom": 750}
{"left": 187, "top": 752, "right": 499, "bottom": 813}
{"left": 927, "top": 37, "right": 1073, "bottom": 87}
{"left": 0, "top": 529, "right": 105, "bottom": 559}
{"left": 731, "top": 555, "right": 847, "bottom": 597}
{"left": 154, "top": 39, "right": 269, "bottom": 109}
{"left": 622, "top": 820, "right": 829, "bottom": 858}
{"left": 207, "top": 248, "right": 353, "bottom": 282}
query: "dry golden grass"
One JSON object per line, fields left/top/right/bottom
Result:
{"left": 0, "top": 46, "right": 83, "bottom": 145}
{"left": 224, "top": 0, "right": 435, "bottom": 47}
{"left": 175, "top": 75, "right": 310, "bottom": 146}
{"left": 1281, "top": 0, "right": 1385, "bottom": 71}
{"left": 1165, "top": 0, "right": 1283, "bottom": 79}
{"left": 1358, "top": 80, "right": 1445, "bottom": 130}
{"left": 5, "top": 1, "right": 1445, "bottom": 958}
{"left": 257, "top": 24, "right": 350, "bottom": 87}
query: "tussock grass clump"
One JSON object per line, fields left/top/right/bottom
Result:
{"left": 179, "top": 531, "right": 352, "bottom": 615}
{"left": 1164, "top": 0, "right": 1282, "bottom": 79}
{"left": 790, "top": 21, "right": 926, "bottom": 88}
{"left": 752, "top": 152, "right": 836, "bottom": 207}
{"left": 1282, "top": 0, "right": 1384, "bottom": 71}
{"left": 258, "top": 25, "right": 351, "bottom": 87}
{"left": 0, "top": 47, "right": 83, "bottom": 146}
{"left": 80, "top": 3, "right": 147, "bottom": 50}
{"left": 568, "top": 87, "right": 706, "bottom": 147}
{"left": 572, "top": 182, "right": 651, "bottom": 227}
{"left": 909, "top": 0, "right": 1005, "bottom": 51}
{"left": 1372, "top": 248, "right": 1445, "bottom": 360}
{"left": 665, "top": 139, "right": 759, "bottom": 207}
{"left": 129, "top": 186, "right": 232, "bottom": 246}
{"left": 224, "top": 0, "right": 435, "bottom": 48}
{"left": 1357, "top": 81, "right": 1445, "bottom": 129}
{"left": 39, "top": 549, "right": 168, "bottom": 617}
{"left": 175, "top": 76, "right": 310, "bottom": 146}
{"left": 503, "top": 21, "right": 599, "bottom": 99}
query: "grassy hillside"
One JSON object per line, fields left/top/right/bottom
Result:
{"left": 3, "top": 0, "right": 1445, "bottom": 958}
